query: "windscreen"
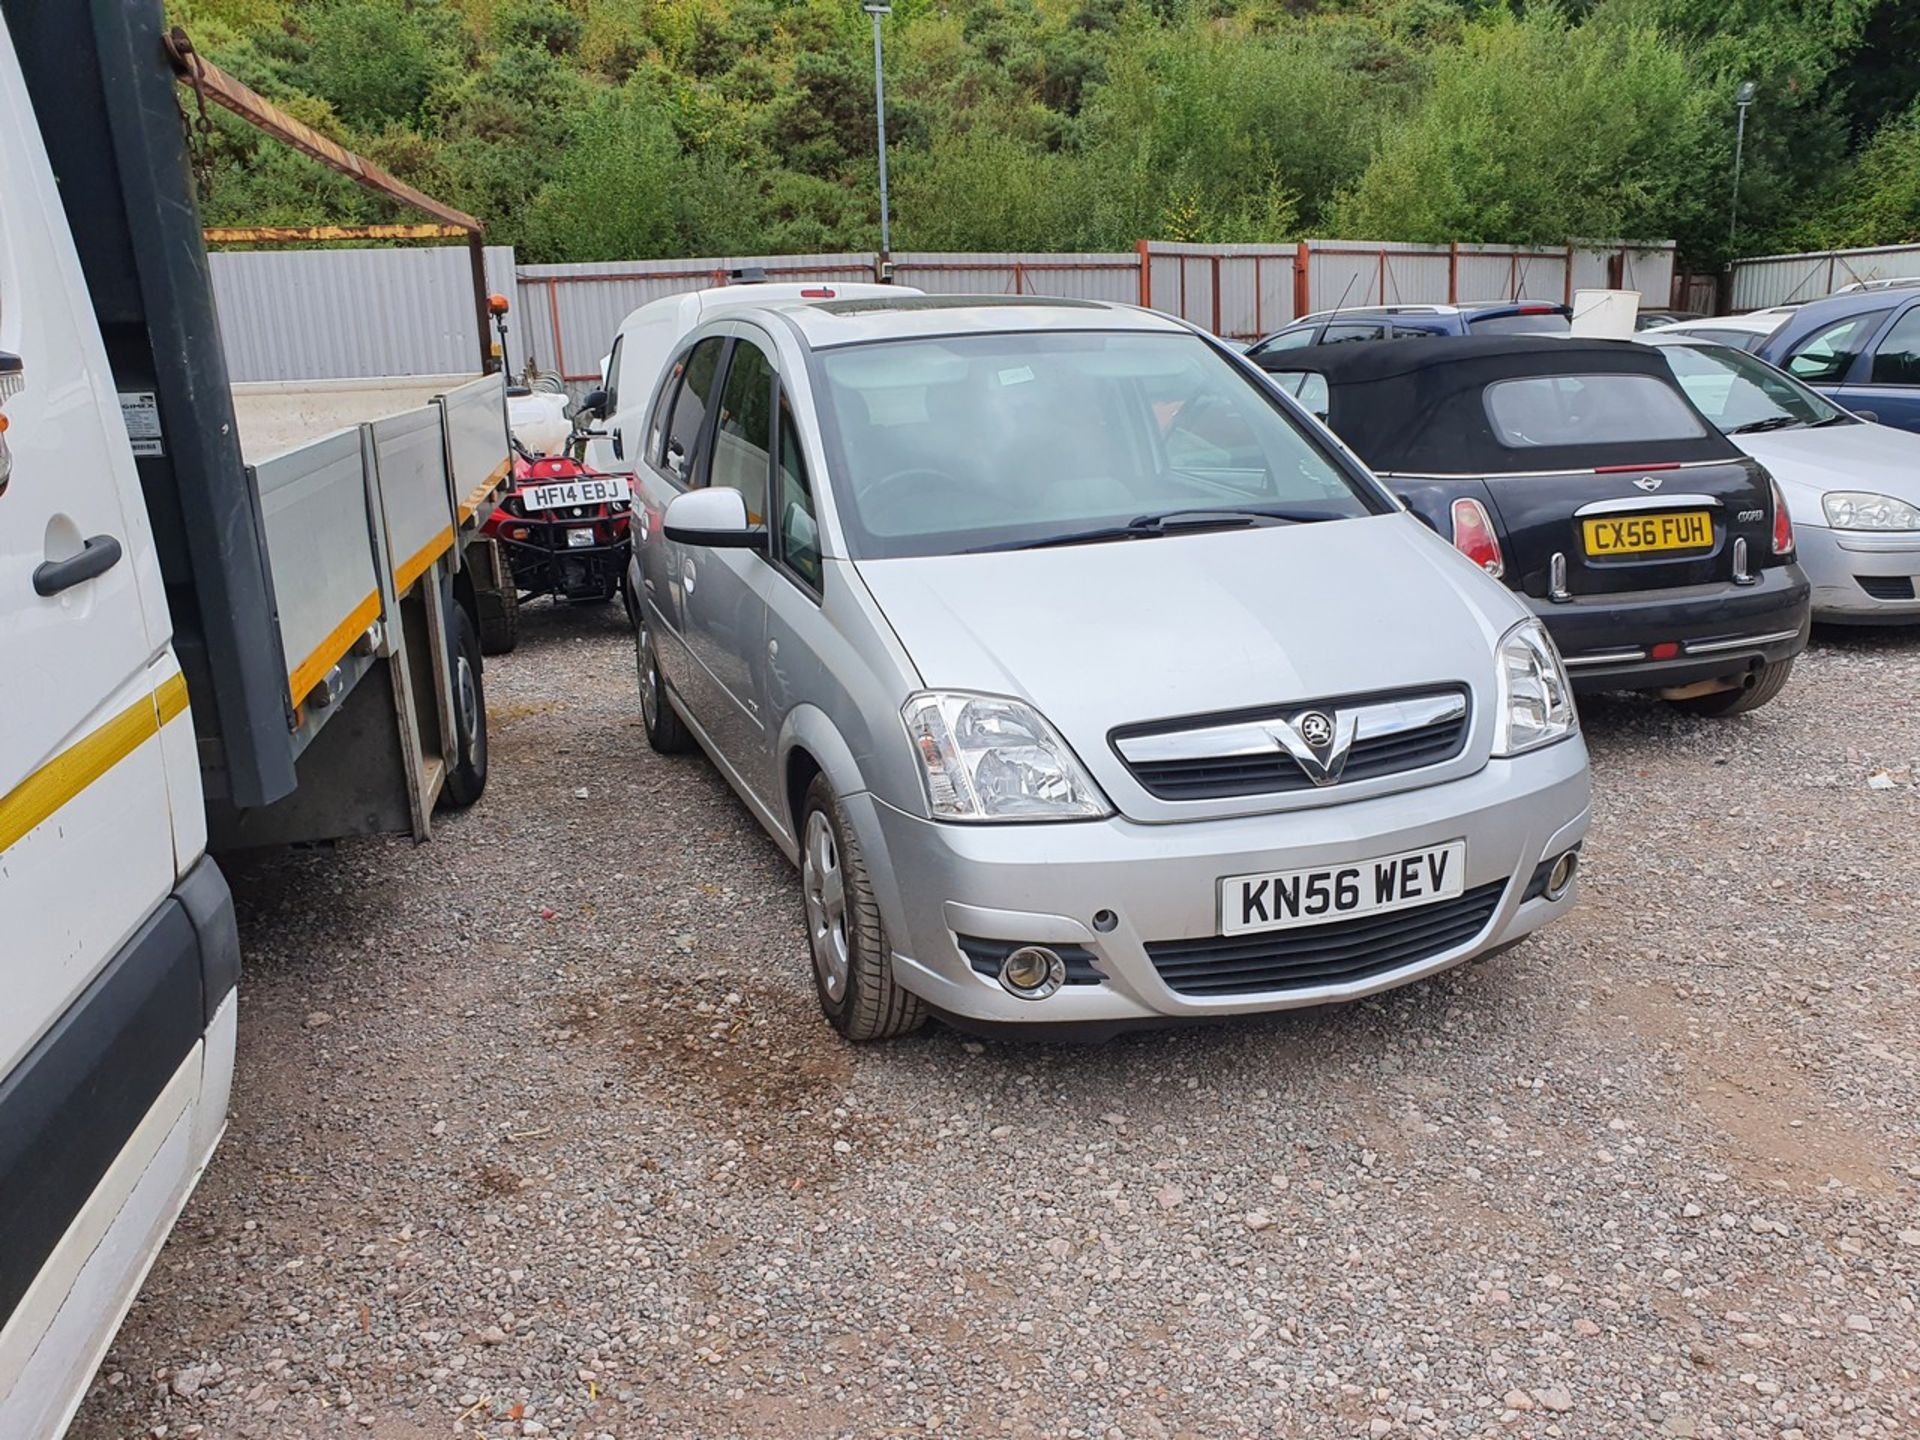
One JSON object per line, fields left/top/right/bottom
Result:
{"left": 1657, "top": 343, "right": 1847, "bottom": 433}
{"left": 815, "top": 331, "right": 1380, "bottom": 558}
{"left": 1468, "top": 311, "right": 1572, "bottom": 336}
{"left": 1485, "top": 374, "right": 1707, "bottom": 449}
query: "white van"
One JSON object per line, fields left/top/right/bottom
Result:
{"left": 0, "top": 17, "right": 235, "bottom": 1438}
{"left": 582, "top": 280, "right": 920, "bottom": 476}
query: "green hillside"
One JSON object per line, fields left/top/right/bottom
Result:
{"left": 170, "top": 0, "right": 1920, "bottom": 266}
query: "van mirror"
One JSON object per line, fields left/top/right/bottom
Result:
{"left": 577, "top": 387, "right": 609, "bottom": 419}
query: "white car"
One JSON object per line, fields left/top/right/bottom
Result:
{"left": 580, "top": 279, "right": 920, "bottom": 477}
{"left": 1645, "top": 336, "right": 1920, "bottom": 622}
{"left": 1645, "top": 310, "right": 1794, "bottom": 353}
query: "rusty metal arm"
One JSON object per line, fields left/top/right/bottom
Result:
{"left": 165, "top": 27, "right": 496, "bottom": 370}
{"left": 205, "top": 223, "right": 469, "bottom": 244}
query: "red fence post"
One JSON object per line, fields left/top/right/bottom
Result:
{"left": 1564, "top": 245, "right": 1575, "bottom": 305}
{"left": 1136, "top": 239, "right": 1151, "bottom": 309}
{"left": 1211, "top": 255, "right": 1222, "bottom": 335}
{"left": 1293, "top": 240, "right": 1310, "bottom": 319}
{"left": 1448, "top": 242, "right": 1459, "bottom": 303}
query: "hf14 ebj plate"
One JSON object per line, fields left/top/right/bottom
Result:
{"left": 521, "top": 474, "right": 631, "bottom": 511}
{"left": 1220, "top": 840, "right": 1467, "bottom": 936}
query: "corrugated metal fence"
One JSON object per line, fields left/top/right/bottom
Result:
{"left": 1730, "top": 243, "right": 1920, "bottom": 311}
{"left": 210, "top": 244, "right": 516, "bottom": 382}
{"left": 209, "top": 238, "right": 1676, "bottom": 382}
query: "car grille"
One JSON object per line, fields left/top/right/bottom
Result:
{"left": 1114, "top": 690, "right": 1469, "bottom": 801}
{"left": 1857, "top": 574, "right": 1916, "bottom": 601}
{"left": 1144, "top": 878, "right": 1507, "bottom": 997}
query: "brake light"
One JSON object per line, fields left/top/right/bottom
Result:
{"left": 800, "top": 287, "right": 836, "bottom": 299}
{"left": 1770, "top": 477, "right": 1794, "bottom": 556}
{"left": 1594, "top": 461, "right": 1681, "bottom": 474}
{"left": 1515, "top": 305, "right": 1556, "bottom": 315}
{"left": 1450, "top": 497, "right": 1505, "bottom": 579}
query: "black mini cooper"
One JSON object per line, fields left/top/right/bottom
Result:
{"left": 1256, "top": 335, "right": 1812, "bottom": 716}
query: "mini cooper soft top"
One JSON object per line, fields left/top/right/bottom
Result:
{"left": 1258, "top": 335, "right": 1812, "bottom": 716}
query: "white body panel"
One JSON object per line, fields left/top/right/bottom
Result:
{"left": 584, "top": 282, "right": 919, "bottom": 476}
{"left": 0, "top": 17, "right": 232, "bottom": 1439}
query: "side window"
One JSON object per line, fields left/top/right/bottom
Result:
{"left": 1868, "top": 308, "right": 1920, "bottom": 385}
{"left": 775, "top": 396, "right": 822, "bottom": 591}
{"left": 1247, "top": 326, "right": 1317, "bottom": 359}
{"left": 660, "top": 336, "right": 725, "bottom": 482}
{"left": 1276, "top": 372, "right": 1330, "bottom": 420}
{"left": 1786, "top": 312, "right": 1888, "bottom": 383}
{"left": 1322, "top": 322, "right": 1386, "bottom": 346}
{"left": 1389, "top": 324, "right": 1438, "bottom": 340}
{"left": 603, "top": 335, "right": 624, "bottom": 413}
{"left": 709, "top": 342, "right": 774, "bottom": 521}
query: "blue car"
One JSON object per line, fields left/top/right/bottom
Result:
{"left": 1245, "top": 301, "right": 1572, "bottom": 360}
{"left": 1754, "top": 289, "right": 1920, "bottom": 433}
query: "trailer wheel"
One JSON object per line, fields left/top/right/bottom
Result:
{"left": 478, "top": 577, "right": 520, "bottom": 656}
{"left": 441, "top": 607, "right": 489, "bottom": 808}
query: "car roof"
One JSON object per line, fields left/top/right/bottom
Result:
{"left": 1293, "top": 300, "right": 1567, "bottom": 325}
{"left": 1258, "top": 335, "right": 1737, "bottom": 475}
{"left": 1648, "top": 314, "right": 1780, "bottom": 334}
{"left": 1255, "top": 332, "right": 1648, "bottom": 382}
{"left": 754, "top": 295, "right": 1193, "bottom": 349}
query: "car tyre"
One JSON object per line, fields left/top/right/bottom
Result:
{"left": 441, "top": 605, "right": 489, "bottom": 808}
{"left": 636, "top": 607, "right": 692, "bottom": 754}
{"left": 1668, "top": 657, "right": 1795, "bottom": 718}
{"left": 477, "top": 577, "right": 520, "bottom": 656}
{"left": 800, "top": 775, "right": 925, "bottom": 1041}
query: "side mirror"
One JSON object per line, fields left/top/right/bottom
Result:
{"left": 577, "top": 387, "right": 609, "bottom": 419}
{"left": 1853, "top": 409, "right": 1880, "bottom": 424}
{"left": 663, "top": 487, "right": 767, "bottom": 551}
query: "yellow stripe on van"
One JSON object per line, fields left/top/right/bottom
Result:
{"left": 457, "top": 458, "right": 512, "bottom": 522}
{"left": 286, "top": 590, "right": 381, "bottom": 708}
{"left": 0, "top": 674, "right": 190, "bottom": 855}
{"left": 393, "top": 526, "right": 454, "bottom": 594}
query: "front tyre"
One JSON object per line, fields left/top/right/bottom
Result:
{"left": 1668, "top": 657, "right": 1795, "bottom": 718}
{"left": 441, "top": 606, "right": 489, "bottom": 808}
{"left": 636, "top": 608, "right": 692, "bottom": 754}
{"left": 800, "top": 775, "right": 925, "bottom": 1041}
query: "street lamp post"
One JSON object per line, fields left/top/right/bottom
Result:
{"left": 1729, "top": 80, "right": 1757, "bottom": 250}
{"left": 863, "top": 1, "right": 892, "bottom": 277}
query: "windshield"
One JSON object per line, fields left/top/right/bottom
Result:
{"left": 1656, "top": 342, "right": 1847, "bottom": 433}
{"left": 814, "top": 331, "right": 1382, "bottom": 558}
{"left": 1468, "top": 311, "right": 1571, "bottom": 336}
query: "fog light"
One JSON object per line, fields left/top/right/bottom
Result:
{"left": 1544, "top": 850, "right": 1578, "bottom": 901}
{"left": 998, "top": 945, "right": 1065, "bottom": 1000}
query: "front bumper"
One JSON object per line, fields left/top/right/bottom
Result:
{"left": 850, "top": 738, "right": 1590, "bottom": 1027}
{"left": 1793, "top": 524, "right": 1920, "bottom": 623}
{"left": 1532, "top": 564, "right": 1811, "bottom": 691}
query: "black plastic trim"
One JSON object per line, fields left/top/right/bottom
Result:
{"left": 0, "top": 856, "right": 236, "bottom": 1328}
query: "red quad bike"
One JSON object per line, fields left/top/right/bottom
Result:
{"left": 476, "top": 436, "right": 633, "bottom": 653}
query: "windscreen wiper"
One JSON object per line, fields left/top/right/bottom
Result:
{"left": 1728, "top": 415, "right": 1806, "bottom": 434}
{"left": 967, "top": 508, "right": 1300, "bottom": 554}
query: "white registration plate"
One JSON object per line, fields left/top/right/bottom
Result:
{"left": 1220, "top": 840, "right": 1467, "bottom": 936}
{"left": 521, "top": 475, "right": 630, "bottom": 511}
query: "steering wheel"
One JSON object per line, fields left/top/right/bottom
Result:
{"left": 861, "top": 466, "right": 962, "bottom": 520}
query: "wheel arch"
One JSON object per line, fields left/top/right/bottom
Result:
{"left": 777, "top": 705, "right": 867, "bottom": 861}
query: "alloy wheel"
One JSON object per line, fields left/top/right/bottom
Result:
{"left": 802, "top": 809, "right": 850, "bottom": 1004}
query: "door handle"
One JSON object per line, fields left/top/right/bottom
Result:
{"left": 34, "top": 534, "right": 123, "bottom": 596}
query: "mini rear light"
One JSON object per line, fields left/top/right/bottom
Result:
{"left": 1449, "top": 497, "right": 1504, "bottom": 579}
{"left": 1769, "top": 477, "right": 1794, "bottom": 556}
{"left": 800, "top": 287, "right": 836, "bottom": 299}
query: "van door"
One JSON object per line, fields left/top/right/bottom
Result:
{"left": 0, "top": 21, "right": 176, "bottom": 1093}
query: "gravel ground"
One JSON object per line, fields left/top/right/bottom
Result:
{"left": 69, "top": 606, "right": 1920, "bottom": 1440}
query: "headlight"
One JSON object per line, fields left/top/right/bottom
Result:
{"left": 1492, "top": 620, "right": 1577, "bottom": 756}
{"left": 901, "top": 692, "right": 1112, "bottom": 821}
{"left": 1821, "top": 491, "right": 1920, "bottom": 530}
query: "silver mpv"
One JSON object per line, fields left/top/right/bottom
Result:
{"left": 627, "top": 297, "right": 1591, "bottom": 1039}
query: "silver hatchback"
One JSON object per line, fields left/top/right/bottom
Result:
{"left": 627, "top": 297, "right": 1591, "bottom": 1039}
